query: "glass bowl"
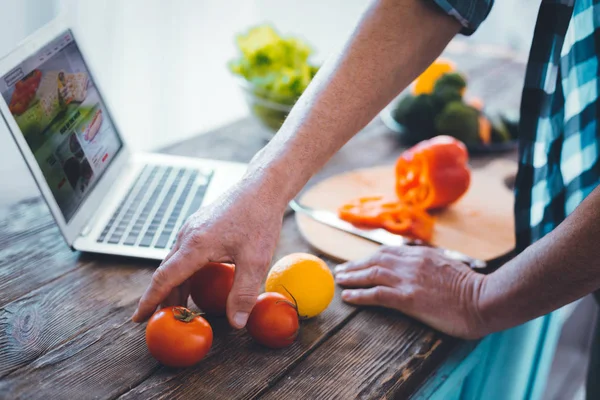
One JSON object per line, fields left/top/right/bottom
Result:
{"left": 235, "top": 77, "right": 299, "bottom": 134}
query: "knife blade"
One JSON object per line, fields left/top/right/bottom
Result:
{"left": 290, "top": 199, "right": 487, "bottom": 270}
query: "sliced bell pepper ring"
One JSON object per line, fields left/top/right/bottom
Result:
{"left": 338, "top": 196, "right": 435, "bottom": 242}
{"left": 396, "top": 135, "right": 471, "bottom": 210}
{"left": 406, "top": 207, "right": 435, "bottom": 241}
{"left": 338, "top": 196, "right": 403, "bottom": 227}
{"left": 380, "top": 207, "right": 434, "bottom": 241}
{"left": 380, "top": 213, "right": 412, "bottom": 234}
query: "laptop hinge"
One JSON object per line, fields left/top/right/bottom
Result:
{"left": 80, "top": 216, "right": 96, "bottom": 237}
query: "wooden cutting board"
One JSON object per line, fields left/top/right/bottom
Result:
{"left": 296, "top": 159, "right": 517, "bottom": 262}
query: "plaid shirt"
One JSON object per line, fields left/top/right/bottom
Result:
{"left": 433, "top": 0, "right": 600, "bottom": 251}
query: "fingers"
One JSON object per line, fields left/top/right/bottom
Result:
{"left": 160, "top": 279, "right": 191, "bottom": 309}
{"left": 132, "top": 248, "right": 207, "bottom": 322}
{"left": 163, "top": 241, "right": 180, "bottom": 265}
{"left": 179, "top": 280, "right": 191, "bottom": 307}
{"left": 335, "top": 245, "right": 435, "bottom": 275}
{"left": 341, "top": 286, "right": 399, "bottom": 308}
{"left": 379, "top": 245, "right": 436, "bottom": 257}
{"left": 336, "top": 266, "right": 400, "bottom": 288}
{"left": 156, "top": 243, "right": 183, "bottom": 308}
{"left": 161, "top": 288, "right": 182, "bottom": 309}
{"left": 334, "top": 252, "right": 397, "bottom": 274}
{"left": 226, "top": 255, "right": 268, "bottom": 329}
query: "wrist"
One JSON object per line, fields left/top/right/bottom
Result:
{"left": 473, "top": 271, "right": 515, "bottom": 337}
{"left": 458, "top": 269, "right": 492, "bottom": 339}
{"left": 241, "top": 154, "right": 296, "bottom": 213}
{"left": 471, "top": 273, "right": 494, "bottom": 338}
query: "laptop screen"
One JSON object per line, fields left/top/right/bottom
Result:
{"left": 0, "top": 30, "right": 122, "bottom": 222}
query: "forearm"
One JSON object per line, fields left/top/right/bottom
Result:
{"left": 245, "top": 0, "right": 461, "bottom": 206}
{"left": 479, "top": 185, "right": 600, "bottom": 333}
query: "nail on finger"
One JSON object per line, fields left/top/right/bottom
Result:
{"left": 233, "top": 312, "right": 249, "bottom": 328}
{"left": 341, "top": 289, "right": 356, "bottom": 300}
{"left": 335, "top": 263, "right": 350, "bottom": 273}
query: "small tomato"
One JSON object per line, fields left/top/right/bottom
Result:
{"left": 246, "top": 292, "right": 300, "bottom": 349}
{"left": 190, "top": 262, "right": 235, "bottom": 316}
{"left": 145, "top": 306, "right": 213, "bottom": 367}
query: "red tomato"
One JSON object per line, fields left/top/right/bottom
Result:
{"left": 15, "top": 81, "right": 25, "bottom": 91}
{"left": 190, "top": 262, "right": 235, "bottom": 316}
{"left": 246, "top": 292, "right": 300, "bottom": 349}
{"left": 145, "top": 306, "right": 213, "bottom": 367}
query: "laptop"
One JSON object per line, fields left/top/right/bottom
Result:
{"left": 0, "top": 16, "right": 247, "bottom": 260}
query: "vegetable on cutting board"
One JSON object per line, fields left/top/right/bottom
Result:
{"left": 338, "top": 136, "right": 471, "bottom": 241}
{"left": 395, "top": 136, "right": 470, "bottom": 209}
{"left": 339, "top": 196, "right": 435, "bottom": 241}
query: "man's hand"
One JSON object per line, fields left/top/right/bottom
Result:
{"left": 335, "top": 246, "right": 487, "bottom": 339}
{"left": 131, "top": 180, "right": 285, "bottom": 329}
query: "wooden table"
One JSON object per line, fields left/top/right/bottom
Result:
{"left": 0, "top": 45, "right": 561, "bottom": 399}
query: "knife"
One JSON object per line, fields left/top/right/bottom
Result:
{"left": 289, "top": 199, "right": 487, "bottom": 270}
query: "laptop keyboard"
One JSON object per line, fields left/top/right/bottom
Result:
{"left": 96, "top": 164, "right": 213, "bottom": 249}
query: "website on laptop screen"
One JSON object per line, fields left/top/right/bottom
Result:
{"left": 0, "top": 31, "right": 122, "bottom": 222}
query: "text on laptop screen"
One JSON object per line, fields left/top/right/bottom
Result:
{"left": 0, "top": 31, "right": 122, "bottom": 222}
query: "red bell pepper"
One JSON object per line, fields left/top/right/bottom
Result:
{"left": 395, "top": 135, "right": 470, "bottom": 210}
{"left": 338, "top": 196, "right": 434, "bottom": 241}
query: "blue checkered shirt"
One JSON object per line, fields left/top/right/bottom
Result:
{"left": 432, "top": 0, "right": 600, "bottom": 251}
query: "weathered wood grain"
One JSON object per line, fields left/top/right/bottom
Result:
{"left": 0, "top": 304, "right": 158, "bottom": 400}
{"left": 0, "top": 197, "right": 54, "bottom": 248}
{"left": 261, "top": 309, "right": 458, "bottom": 400}
{"left": 0, "top": 198, "right": 85, "bottom": 308}
{"left": 0, "top": 262, "right": 155, "bottom": 380}
{"left": 0, "top": 225, "right": 82, "bottom": 308}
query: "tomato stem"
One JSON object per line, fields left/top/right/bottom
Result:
{"left": 278, "top": 285, "right": 305, "bottom": 319}
{"left": 172, "top": 306, "right": 203, "bottom": 323}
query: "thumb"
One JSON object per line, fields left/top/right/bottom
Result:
{"left": 226, "top": 257, "right": 265, "bottom": 329}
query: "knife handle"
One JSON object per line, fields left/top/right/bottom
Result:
{"left": 436, "top": 247, "right": 487, "bottom": 269}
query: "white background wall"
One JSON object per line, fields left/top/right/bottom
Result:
{"left": 0, "top": 0, "right": 539, "bottom": 206}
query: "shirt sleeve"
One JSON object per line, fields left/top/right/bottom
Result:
{"left": 429, "top": 0, "right": 494, "bottom": 35}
